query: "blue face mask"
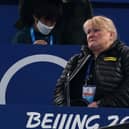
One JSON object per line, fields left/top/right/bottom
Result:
{"left": 37, "top": 21, "right": 55, "bottom": 35}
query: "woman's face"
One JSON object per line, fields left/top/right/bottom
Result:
{"left": 85, "top": 23, "right": 113, "bottom": 55}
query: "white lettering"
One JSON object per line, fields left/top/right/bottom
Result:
{"left": 108, "top": 115, "right": 119, "bottom": 126}
{"left": 71, "top": 114, "right": 88, "bottom": 129}
{"left": 65, "top": 114, "right": 74, "bottom": 129}
{"left": 58, "top": 114, "right": 67, "bottom": 129}
{"left": 26, "top": 112, "right": 41, "bottom": 128}
{"left": 26, "top": 112, "right": 101, "bottom": 129}
{"left": 120, "top": 116, "right": 129, "bottom": 124}
{"left": 41, "top": 113, "right": 54, "bottom": 128}
{"left": 53, "top": 114, "right": 61, "bottom": 129}
{"left": 86, "top": 115, "right": 100, "bottom": 129}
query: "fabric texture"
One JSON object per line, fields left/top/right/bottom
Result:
{"left": 12, "top": 27, "right": 57, "bottom": 44}
{"left": 54, "top": 40, "right": 129, "bottom": 107}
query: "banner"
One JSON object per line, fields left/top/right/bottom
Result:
{"left": 0, "top": 44, "right": 80, "bottom": 105}
{"left": 0, "top": 105, "right": 129, "bottom": 129}
{"left": 0, "top": 45, "right": 129, "bottom": 129}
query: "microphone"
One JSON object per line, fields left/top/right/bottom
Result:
{"left": 65, "top": 72, "right": 71, "bottom": 106}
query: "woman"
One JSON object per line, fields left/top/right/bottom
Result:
{"left": 54, "top": 16, "right": 129, "bottom": 108}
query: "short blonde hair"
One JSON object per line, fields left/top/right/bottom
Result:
{"left": 83, "top": 16, "right": 118, "bottom": 41}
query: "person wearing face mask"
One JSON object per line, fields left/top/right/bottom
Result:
{"left": 12, "top": 0, "right": 62, "bottom": 45}
{"left": 54, "top": 16, "right": 129, "bottom": 108}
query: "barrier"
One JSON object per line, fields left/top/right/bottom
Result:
{"left": 0, "top": 45, "right": 129, "bottom": 129}
{"left": 0, "top": 105, "right": 129, "bottom": 129}
{"left": 0, "top": 44, "right": 80, "bottom": 104}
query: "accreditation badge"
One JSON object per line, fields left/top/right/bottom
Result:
{"left": 82, "top": 84, "right": 96, "bottom": 103}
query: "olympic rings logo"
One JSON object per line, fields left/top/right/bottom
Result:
{"left": 0, "top": 54, "right": 67, "bottom": 104}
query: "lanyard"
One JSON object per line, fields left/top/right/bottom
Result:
{"left": 85, "top": 58, "right": 93, "bottom": 81}
{"left": 30, "top": 27, "right": 53, "bottom": 45}
{"left": 49, "top": 34, "right": 53, "bottom": 46}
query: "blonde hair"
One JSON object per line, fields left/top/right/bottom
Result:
{"left": 83, "top": 16, "right": 118, "bottom": 41}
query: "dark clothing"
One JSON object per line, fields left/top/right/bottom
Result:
{"left": 12, "top": 27, "right": 57, "bottom": 44}
{"left": 54, "top": 40, "right": 129, "bottom": 107}
{"left": 14, "top": 0, "right": 92, "bottom": 45}
{"left": 55, "top": 0, "right": 93, "bottom": 44}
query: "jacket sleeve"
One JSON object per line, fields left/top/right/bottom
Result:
{"left": 99, "top": 46, "right": 129, "bottom": 107}
{"left": 53, "top": 54, "right": 79, "bottom": 106}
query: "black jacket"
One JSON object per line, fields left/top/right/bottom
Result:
{"left": 54, "top": 40, "right": 129, "bottom": 107}
{"left": 12, "top": 27, "right": 57, "bottom": 44}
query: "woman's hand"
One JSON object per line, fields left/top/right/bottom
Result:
{"left": 88, "top": 101, "right": 98, "bottom": 108}
{"left": 34, "top": 40, "right": 48, "bottom": 45}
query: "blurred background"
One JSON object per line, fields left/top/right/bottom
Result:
{"left": 0, "top": 0, "right": 129, "bottom": 45}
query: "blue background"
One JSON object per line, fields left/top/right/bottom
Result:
{"left": 0, "top": 1, "right": 129, "bottom": 128}
{"left": 0, "top": 45, "right": 128, "bottom": 129}
{"left": 0, "top": 105, "right": 129, "bottom": 129}
{"left": 0, "top": 1, "right": 129, "bottom": 45}
{"left": 0, "top": 45, "right": 80, "bottom": 105}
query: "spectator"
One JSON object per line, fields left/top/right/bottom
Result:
{"left": 54, "top": 16, "right": 129, "bottom": 108}
{"left": 13, "top": 0, "right": 93, "bottom": 45}
{"left": 13, "top": 0, "right": 63, "bottom": 45}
